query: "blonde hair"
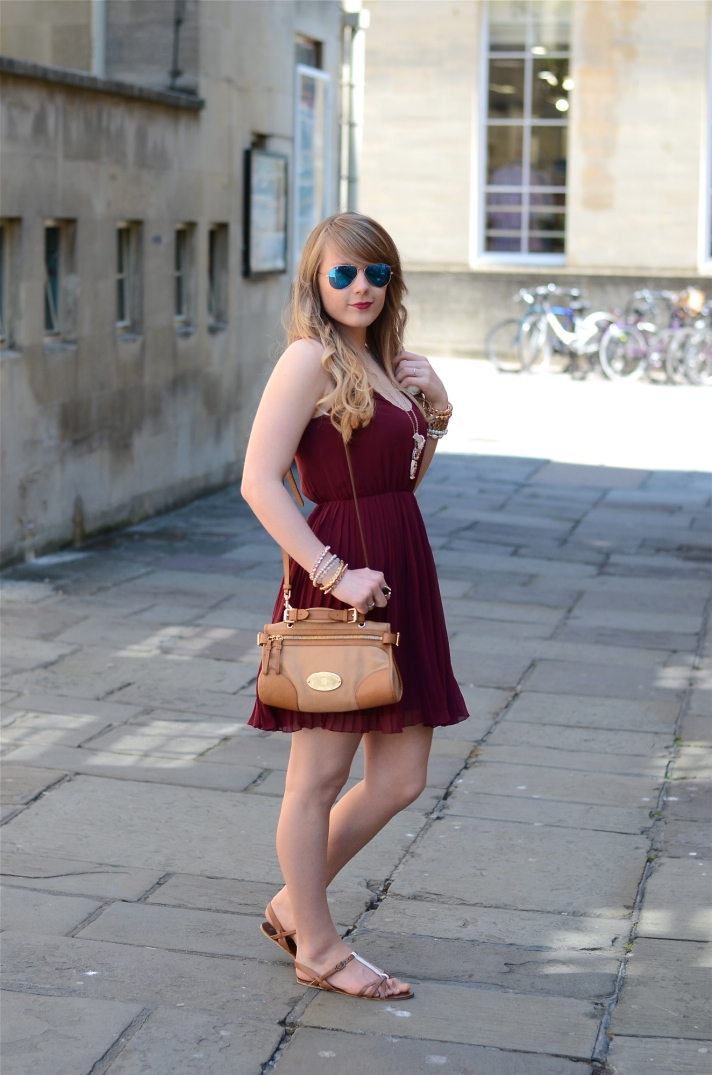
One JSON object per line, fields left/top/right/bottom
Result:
{"left": 289, "top": 212, "right": 408, "bottom": 442}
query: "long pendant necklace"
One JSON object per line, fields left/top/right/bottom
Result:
{"left": 375, "top": 376, "right": 425, "bottom": 480}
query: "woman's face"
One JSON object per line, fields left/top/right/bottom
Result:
{"left": 316, "top": 241, "right": 388, "bottom": 338}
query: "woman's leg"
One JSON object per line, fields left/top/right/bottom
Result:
{"left": 272, "top": 725, "right": 422, "bottom": 997}
{"left": 271, "top": 724, "right": 432, "bottom": 947}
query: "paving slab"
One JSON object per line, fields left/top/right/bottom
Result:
{"left": 0, "top": 885, "right": 101, "bottom": 935}
{"left": 660, "top": 819, "right": 712, "bottom": 857}
{"left": 0, "top": 851, "right": 162, "bottom": 900}
{"left": 637, "top": 858, "right": 712, "bottom": 942}
{"left": 682, "top": 710, "right": 712, "bottom": 745}
{"left": 610, "top": 938, "right": 712, "bottom": 1039}
{"left": 487, "top": 720, "right": 673, "bottom": 757}
{"left": 84, "top": 720, "right": 231, "bottom": 758}
{"left": 665, "top": 781, "right": 712, "bottom": 823}
{"left": 1, "top": 931, "right": 301, "bottom": 1018}
{"left": 109, "top": 681, "right": 251, "bottom": 717}
{"left": 450, "top": 652, "right": 532, "bottom": 689}
{"left": 102, "top": 1006, "right": 283, "bottom": 1075}
{"left": 0, "top": 991, "right": 143, "bottom": 1075}
{"left": 0, "top": 693, "right": 145, "bottom": 721}
{"left": 606, "top": 1035, "right": 712, "bottom": 1075}
{"left": 533, "top": 461, "right": 648, "bottom": 488}
{"left": 566, "top": 608, "right": 704, "bottom": 634}
{"left": 479, "top": 743, "right": 669, "bottom": 778}
{"left": 444, "top": 790, "right": 651, "bottom": 834}
{"left": 456, "top": 760, "right": 662, "bottom": 808}
{"left": 1, "top": 712, "right": 114, "bottom": 748}
{"left": 506, "top": 691, "right": 680, "bottom": 733}
{"left": 0, "top": 636, "right": 77, "bottom": 673}
{"left": 272, "top": 1027, "right": 593, "bottom": 1075}
{"left": 1, "top": 775, "right": 416, "bottom": 889}
{"left": 524, "top": 660, "right": 686, "bottom": 702}
{"left": 78, "top": 900, "right": 283, "bottom": 961}
{"left": 389, "top": 816, "right": 648, "bottom": 917}
{"left": 450, "top": 619, "right": 555, "bottom": 640}
{"left": 366, "top": 898, "right": 627, "bottom": 951}
{"left": 672, "top": 745, "right": 712, "bottom": 781}
{"left": 48, "top": 647, "right": 256, "bottom": 694}
{"left": 443, "top": 598, "right": 564, "bottom": 626}
{"left": 2, "top": 743, "right": 263, "bottom": 792}
{"left": 299, "top": 979, "right": 599, "bottom": 1058}
{"left": 450, "top": 633, "right": 670, "bottom": 670}
{"left": 51, "top": 616, "right": 198, "bottom": 649}
{"left": 348, "top": 927, "right": 618, "bottom": 998}
{"left": 573, "top": 589, "right": 707, "bottom": 616}
{"left": 145, "top": 874, "right": 373, "bottom": 928}
{"left": 558, "top": 624, "right": 700, "bottom": 652}
{"left": 0, "top": 764, "right": 67, "bottom": 804}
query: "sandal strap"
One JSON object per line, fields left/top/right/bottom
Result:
{"left": 266, "top": 902, "right": 296, "bottom": 941}
{"left": 295, "top": 954, "right": 355, "bottom": 990}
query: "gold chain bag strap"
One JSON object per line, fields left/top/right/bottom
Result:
{"left": 256, "top": 442, "right": 403, "bottom": 713}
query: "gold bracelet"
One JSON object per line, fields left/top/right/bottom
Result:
{"left": 322, "top": 561, "right": 348, "bottom": 594}
{"left": 423, "top": 399, "right": 453, "bottom": 420}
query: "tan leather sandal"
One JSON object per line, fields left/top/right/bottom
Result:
{"left": 259, "top": 902, "right": 297, "bottom": 958}
{"left": 295, "top": 951, "right": 414, "bottom": 1001}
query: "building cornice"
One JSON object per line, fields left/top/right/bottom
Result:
{"left": 0, "top": 55, "right": 204, "bottom": 110}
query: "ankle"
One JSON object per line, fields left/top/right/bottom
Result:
{"left": 297, "top": 935, "right": 348, "bottom": 969}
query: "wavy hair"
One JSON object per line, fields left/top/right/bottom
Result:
{"left": 288, "top": 212, "right": 408, "bottom": 442}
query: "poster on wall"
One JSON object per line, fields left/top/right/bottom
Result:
{"left": 243, "top": 149, "right": 288, "bottom": 276}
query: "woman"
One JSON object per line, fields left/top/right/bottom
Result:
{"left": 241, "top": 212, "right": 468, "bottom": 1002}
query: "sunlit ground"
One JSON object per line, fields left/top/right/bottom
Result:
{"left": 431, "top": 357, "right": 712, "bottom": 474}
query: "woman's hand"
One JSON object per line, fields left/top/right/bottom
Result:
{"left": 394, "top": 350, "right": 448, "bottom": 408}
{"left": 329, "top": 568, "right": 390, "bottom": 615}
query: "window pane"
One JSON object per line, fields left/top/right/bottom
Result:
{"left": 532, "top": 58, "right": 570, "bottom": 118}
{"left": 44, "top": 226, "right": 60, "bottom": 333}
{"left": 531, "top": 0, "right": 571, "bottom": 53}
{"left": 0, "top": 226, "right": 5, "bottom": 339}
{"left": 487, "top": 126, "right": 524, "bottom": 185}
{"left": 488, "top": 59, "right": 525, "bottom": 119}
{"left": 208, "top": 230, "right": 216, "bottom": 318}
{"left": 489, "top": 0, "right": 528, "bottom": 50}
{"left": 175, "top": 230, "right": 186, "bottom": 317}
{"left": 530, "top": 125, "right": 567, "bottom": 185}
{"left": 528, "top": 231, "right": 565, "bottom": 254}
{"left": 297, "top": 73, "right": 328, "bottom": 253}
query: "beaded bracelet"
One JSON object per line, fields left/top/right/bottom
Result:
{"left": 313, "top": 554, "right": 339, "bottom": 586}
{"left": 309, "top": 545, "right": 331, "bottom": 582}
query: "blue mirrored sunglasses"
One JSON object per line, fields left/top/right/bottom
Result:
{"left": 325, "top": 264, "right": 392, "bottom": 290}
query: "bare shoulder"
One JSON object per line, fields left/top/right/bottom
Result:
{"left": 279, "top": 337, "right": 325, "bottom": 371}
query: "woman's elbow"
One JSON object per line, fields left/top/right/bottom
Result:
{"left": 241, "top": 470, "right": 259, "bottom": 507}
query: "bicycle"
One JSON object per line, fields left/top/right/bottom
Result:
{"left": 599, "top": 288, "right": 703, "bottom": 382}
{"left": 519, "top": 284, "right": 616, "bottom": 376}
{"left": 485, "top": 288, "right": 546, "bottom": 373}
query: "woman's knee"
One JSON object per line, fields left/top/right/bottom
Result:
{"left": 284, "top": 764, "right": 351, "bottom": 807}
{"left": 368, "top": 768, "right": 427, "bottom": 811}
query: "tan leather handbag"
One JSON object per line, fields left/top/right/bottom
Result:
{"left": 256, "top": 447, "right": 403, "bottom": 713}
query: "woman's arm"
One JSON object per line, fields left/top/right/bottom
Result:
{"left": 241, "top": 339, "right": 390, "bottom": 613}
{"left": 393, "top": 350, "right": 449, "bottom": 489}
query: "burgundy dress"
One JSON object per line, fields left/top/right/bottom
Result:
{"left": 248, "top": 395, "right": 469, "bottom": 734}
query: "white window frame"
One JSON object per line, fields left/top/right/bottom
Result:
{"left": 700, "top": 27, "right": 712, "bottom": 273}
{"left": 174, "top": 223, "right": 196, "bottom": 328}
{"left": 478, "top": 0, "right": 569, "bottom": 266}
{"left": 294, "top": 64, "right": 332, "bottom": 270}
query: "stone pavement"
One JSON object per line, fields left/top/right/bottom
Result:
{"left": 1, "top": 367, "right": 711, "bottom": 1075}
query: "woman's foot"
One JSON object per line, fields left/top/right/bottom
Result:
{"left": 296, "top": 939, "right": 412, "bottom": 999}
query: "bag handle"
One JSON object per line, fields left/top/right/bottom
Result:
{"left": 280, "top": 439, "right": 369, "bottom": 607}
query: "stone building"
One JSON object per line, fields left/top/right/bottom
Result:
{"left": 359, "top": 0, "right": 711, "bottom": 356}
{"left": 0, "top": 0, "right": 347, "bottom": 564}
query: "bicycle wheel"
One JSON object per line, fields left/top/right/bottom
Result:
{"left": 519, "top": 314, "right": 551, "bottom": 373}
{"left": 599, "top": 322, "right": 648, "bottom": 381}
{"left": 684, "top": 328, "right": 712, "bottom": 386}
{"left": 485, "top": 318, "right": 524, "bottom": 373}
{"left": 665, "top": 328, "right": 694, "bottom": 385}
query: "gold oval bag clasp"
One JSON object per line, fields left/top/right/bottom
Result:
{"left": 306, "top": 672, "right": 342, "bottom": 692}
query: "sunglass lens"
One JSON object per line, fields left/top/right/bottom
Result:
{"left": 364, "top": 264, "right": 391, "bottom": 287}
{"left": 329, "top": 265, "right": 358, "bottom": 289}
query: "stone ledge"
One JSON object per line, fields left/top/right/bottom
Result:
{"left": 0, "top": 55, "right": 204, "bottom": 111}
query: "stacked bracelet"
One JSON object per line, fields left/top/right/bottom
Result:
{"left": 322, "top": 560, "right": 348, "bottom": 595}
{"left": 309, "top": 545, "right": 331, "bottom": 582}
{"left": 313, "top": 554, "right": 339, "bottom": 586}
{"left": 422, "top": 398, "right": 453, "bottom": 439}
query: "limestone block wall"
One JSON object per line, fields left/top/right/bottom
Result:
{"left": 0, "top": 0, "right": 342, "bottom": 564}
{"left": 0, "top": 0, "right": 93, "bottom": 71}
{"left": 360, "top": 0, "right": 480, "bottom": 266}
{"left": 567, "top": 0, "right": 709, "bottom": 273}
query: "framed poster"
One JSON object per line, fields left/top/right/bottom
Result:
{"left": 243, "top": 149, "right": 288, "bottom": 276}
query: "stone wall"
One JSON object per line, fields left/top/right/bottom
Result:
{"left": 0, "top": 0, "right": 342, "bottom": 565}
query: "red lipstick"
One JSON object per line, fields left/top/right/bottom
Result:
{"left": 351, "top": 302, "right": 373, "bottom": 310}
